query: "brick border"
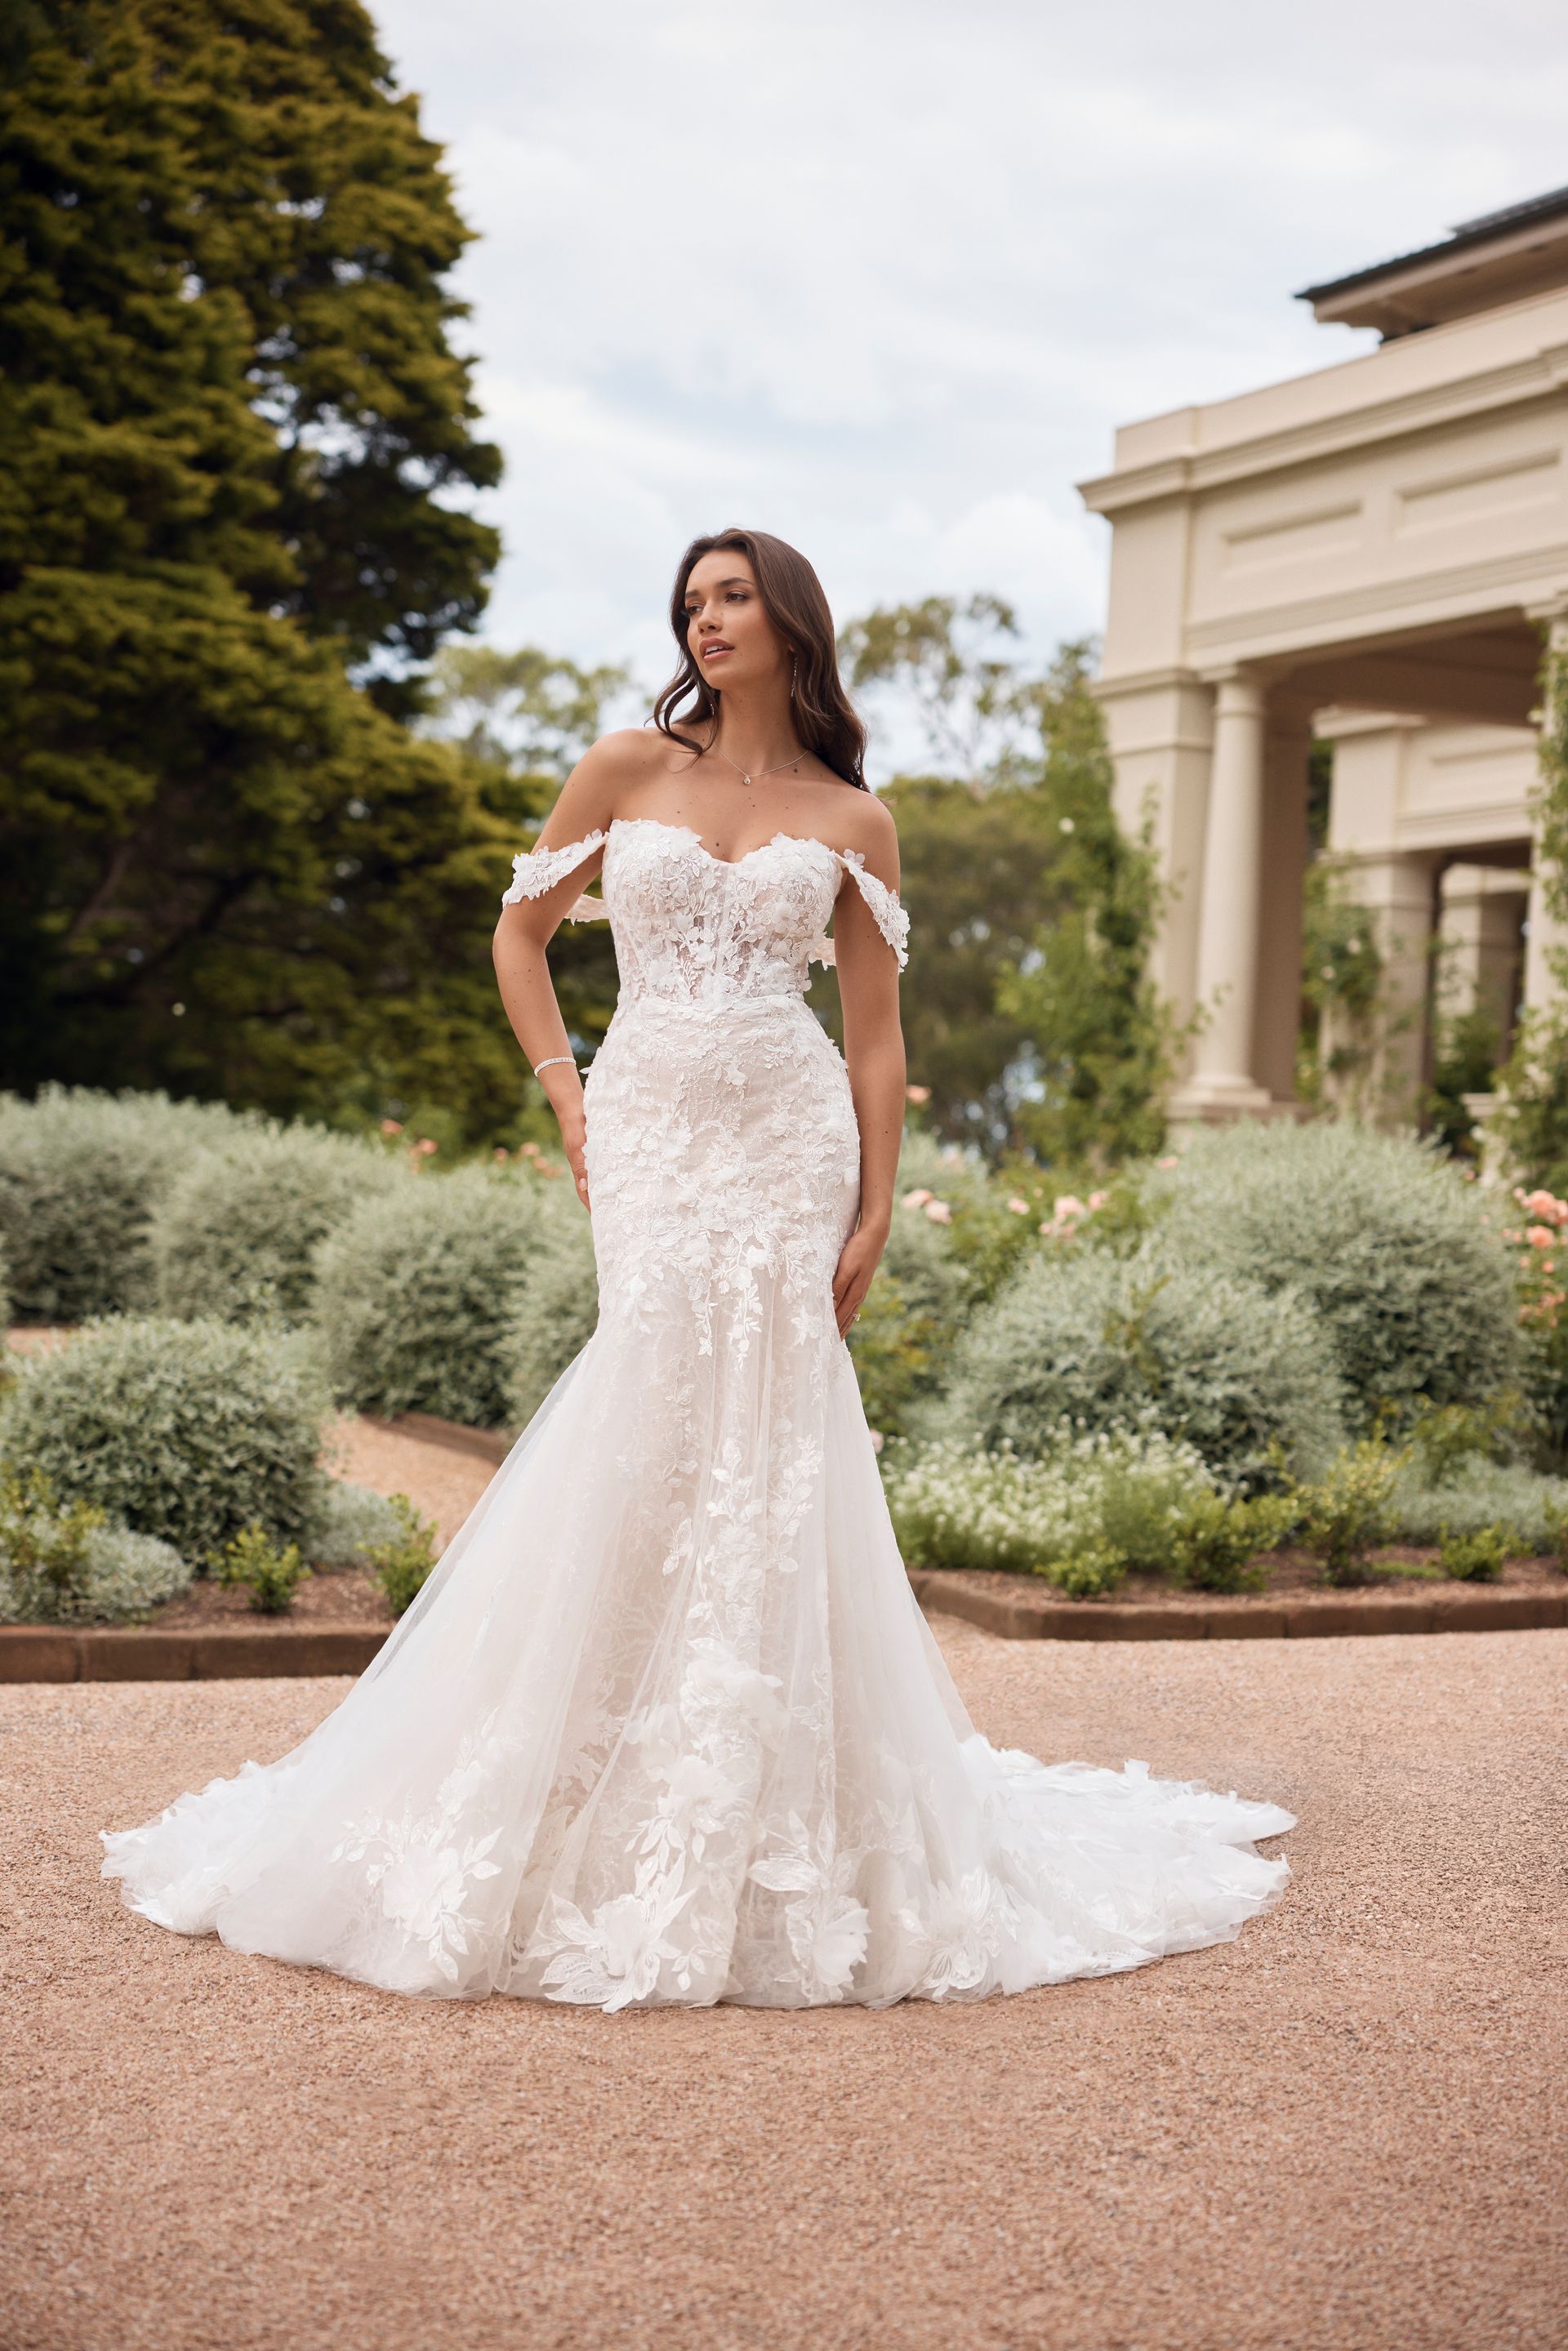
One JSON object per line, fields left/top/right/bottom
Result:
{"left": 906, "top": 1568, "right": 1568, "bottom": 1641}
{"left": 3, "top": 1575, "right": 1565, "bottom": 1681}
{"left": 0, "top": 1626, "right": 388, "bottom": 1682}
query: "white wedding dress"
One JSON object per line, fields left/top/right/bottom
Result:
{"left": 102, "top": 815, "right": 1294, "bottom": 2008}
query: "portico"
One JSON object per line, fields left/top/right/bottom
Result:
{"left": 1078, "top": 186, "right": 1568, "bottom": 1121}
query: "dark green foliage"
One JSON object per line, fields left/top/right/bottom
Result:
{"left": 0, "top": 2, "right": 532, "bottom": 1130}
{"left": 995, "top": 649, "right": 1176, "bottom": 1169}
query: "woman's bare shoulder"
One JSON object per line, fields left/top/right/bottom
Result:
{"left": 828, "top": 785, "right": 899, "bottom": 879}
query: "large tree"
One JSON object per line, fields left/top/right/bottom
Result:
{"left": 0, "top": 0, "right": 516, "bottom": 1124}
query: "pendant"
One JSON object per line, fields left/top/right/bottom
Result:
{"left": 741, "top": 774, "right": 751, "bottom": 787}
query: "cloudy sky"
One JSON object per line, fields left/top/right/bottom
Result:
{"left": 371, "top": 0, "right": 1568, "bottom": 762}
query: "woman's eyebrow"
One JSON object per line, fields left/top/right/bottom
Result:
{"left": 686, "top": 576, "right": 751, "bottom": 598}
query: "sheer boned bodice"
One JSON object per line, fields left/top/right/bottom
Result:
{"left": 500, "top": 816, "right": 910, "bottom": 1007}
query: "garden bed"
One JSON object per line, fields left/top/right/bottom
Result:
{"left": 909, "top": 1549, "right": 1568, "bottom": 1641}
{"left": 5, "top": 1548, "right": 1564, "bottom": 1680}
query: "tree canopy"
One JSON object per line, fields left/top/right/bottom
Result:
{"left": 834, "top": 608, "right": 1173, "bottom": 1163}
{"left": 0, "top": 0, "right": 521, "bottom": 1129}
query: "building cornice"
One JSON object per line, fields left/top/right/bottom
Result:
{"left": 1077, "top": 344, "right": 1568, "bottom": 518}
{"left": 1178, "top": 537, "right": 1568, "bottom": 660}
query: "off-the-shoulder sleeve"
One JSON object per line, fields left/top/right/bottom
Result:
{"left": 499, "top": 830, "right": 608, "bottom": 918}
{"left": 810, "top": 848, "right": 910, "bottom": 971}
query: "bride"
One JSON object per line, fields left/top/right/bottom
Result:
{"left": 102, "top": 527, "right": 1294, "bottom": 2009}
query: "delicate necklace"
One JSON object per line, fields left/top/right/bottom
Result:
{"left": 702, "top": 735, "right": 809, "bottom": 790}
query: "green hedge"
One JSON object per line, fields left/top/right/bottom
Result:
{"left": 0, "top": 1086, "right": 256, "bottom": 1323}
{"left": 505, "top": 1183, "right": 599, "bottom": 1423}
{"left": 1150, "top": 1120, "right": 1519, "bottom": 1421}
{"left": 922, "top": 1240, "right": 1345, "bottom": 1484}
{"left": 0, "top": 1316, "right": 328, "bottom": 1561}
{"left": 153, "top": 1123, "right": 402, "bottom": 1325}
{"left": 313, "top": 1164, "right": 554, "bottom": 1429}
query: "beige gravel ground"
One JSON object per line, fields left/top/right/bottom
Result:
{"left": 2, "top": 1626, "right": 1565, "bottom": 2351}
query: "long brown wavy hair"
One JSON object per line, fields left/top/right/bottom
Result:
{"left": 652, "top": 528, "right": 868, "bottom": 790}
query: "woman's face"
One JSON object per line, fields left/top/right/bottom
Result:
{"left": 683, "top": 550, "right": 789, "bottom": 694}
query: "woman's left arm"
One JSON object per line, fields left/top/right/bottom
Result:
{"left": 831, "top": 805, "right": 907, "bottom": 1340}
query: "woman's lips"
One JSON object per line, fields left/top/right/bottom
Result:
{"left": 702, "top": 643, "right": 733, "bottom": 661}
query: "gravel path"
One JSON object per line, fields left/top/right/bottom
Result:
{"left": 2, "top": 1628, "right": 1563, "bottom": 2351}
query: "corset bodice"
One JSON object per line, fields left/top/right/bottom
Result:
{"left": 501, "top": 816, "right": 909, "bottom": 1006}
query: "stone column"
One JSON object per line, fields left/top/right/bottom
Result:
{"left": 1321, "top": 852, "right": 1440, "bottom": 1124}
{"left": 1252, "top": 694, "right": 1313, "bottom": 1104}
{"left": 1438, "top": 866, "right": 1527, "bottom": 1046}
{"left": 1170, "top": 670, "right": 1273, "bottom": 1118}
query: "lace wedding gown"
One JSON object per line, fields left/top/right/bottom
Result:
{"left": 102, "top": 815, "right": 1294, "bottom": 2007}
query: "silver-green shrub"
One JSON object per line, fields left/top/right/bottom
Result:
{"left": 505, "top": 1183, "right": 599, "bottom": 1424}
{"left": 1150, "top": 1120, "right": 1519, "bottom": 1421}
{"left": 154, "top": 1123, "right": 402, "bottom": 1325}
{"left": 848, "top": 1131, "right": 987, "bottom": 1435}
{"left": 1388, "top": 1454, "right": 1568, "bottom": 1550}
{"left": 0, "top": 1316, "right": 329, "bottom": 1561}
{"left": 312, "top": 1164, "right": 550, "bottom": 1429}
{"left": 303, "top": 1479, "right": 411, "bottom": 1566}
{"left": 883, "top": 1428, "right": 1218, "bottom": 1575}
{"left": 0, "top": 1516, "right": 191, "bottom": 1624}
{"left": 920, "top": 1242, "right": 1344, "bottom": 1483}
{"left": 0, "top": 1085, "right": 256, "bottom": 1322}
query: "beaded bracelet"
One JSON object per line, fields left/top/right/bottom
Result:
{"left": 532, "top": 1054, "right": 584, "bottom": 1077}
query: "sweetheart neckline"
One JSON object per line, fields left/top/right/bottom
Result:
{"left": 608, "top": 815, "right": 853, "bottom": 873}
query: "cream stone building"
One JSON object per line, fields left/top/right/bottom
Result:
{"left": 1078, "top": 186, "right": 1568, "bottom": 1122}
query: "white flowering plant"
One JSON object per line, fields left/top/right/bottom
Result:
{"left": 880, "top": 1423, "right": 1221, "bottom": 1595}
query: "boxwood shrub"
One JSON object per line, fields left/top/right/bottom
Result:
{"left": 0, "top": 1085, "right": 256, "bottom": 1323}
{"left": 312, "top": 1164, "right": 552, "bottom": 1429}
{"left": 0, "top": 1316, "right": 329, "bottom": 1561}
{"left": 1150, "top": 1120, "right": 1519, "bottom": 1422}
{"left": 921, "top": 1241, "right": 1344, "bottom": 1484}
{"left": 154, "top": 1124, "right": 401, "bottom": 1325}
{"left": 505, "top": 1183, "right": 600, "bottom": 1424}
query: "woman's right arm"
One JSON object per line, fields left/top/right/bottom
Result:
{"left": 491, "top": 738, "right": 628, "bottom": 1210}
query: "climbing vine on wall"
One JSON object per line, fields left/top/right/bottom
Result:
{"left": 1495, "top": 630, "right": 1568, "bottom": 1189}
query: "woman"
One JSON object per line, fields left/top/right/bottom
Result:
{"left": 103, "top": 528, "right": 1293, "bottom": 2009}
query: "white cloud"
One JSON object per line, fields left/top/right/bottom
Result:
{"left": 370, "top": 0, "right": 1568, "bottom": 769}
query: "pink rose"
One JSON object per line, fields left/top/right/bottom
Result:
{"left": 1005, "top": 1196, "right": 1030, "bottom": 1215}
{"left": 924, "top": 1199, "right": 953, "bottom": 1225}
{"left": 901, "top": 1188, "right": 933, "bottom": 1211}
{"left": 1053, "top": 1195, "right": 1085, "bottom": 1221}
{"left": 1087, "top": 1191, "right": 1109, "bottom": 1211}
{"left": 1527, "top": 1226, "right": 1555, "bottom": 1250}
{"left": 905, "top": 1084, "right": 932, "bottom": 1104}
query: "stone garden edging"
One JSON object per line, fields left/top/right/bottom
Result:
{"left": 906, "top": 1567, "right": 1568, "bottom": 1642}
{"left": 3, "top": 1571, "right": 1565, "bottom": 1681}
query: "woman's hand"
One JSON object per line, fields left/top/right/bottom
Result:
{"left": 555, "top": 1097, "right": 590, "bottom": 1211}
{"left": 832, "top": 1218, "right": 888, "bottom": 1340}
